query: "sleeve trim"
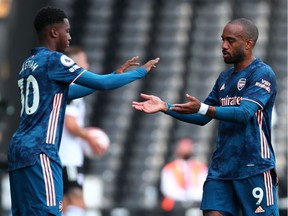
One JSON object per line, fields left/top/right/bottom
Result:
{"left": 71, "top": 70, "right": 86, "bottom": 84}
{"left": 242, "top": 98, "right": 263, "bottom": 110}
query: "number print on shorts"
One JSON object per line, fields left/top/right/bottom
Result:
{"left": 252, "top": 187, "right": 264, "bottom": 205}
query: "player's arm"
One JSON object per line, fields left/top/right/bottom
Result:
{"left": 165, "top": 103, "right": 212, "bottom": 125}
{"left": 67, "top": 84, "right": 95, "bottom": 100}
{"left": 132, "top": 93, "right": 212, "bottom": 126}
{"left": 67, "top": 56, "right": 143, "bottom": 100}
{"left": 68, "top": 58, "right": 159, "bottom": 99}
{"left": 171, "top": 94, "right": 260, "bottom": 123}
{"left": 208, "top": 100, "right": 260, "bottom": 123}
{"left": 68, "top": 68, "right": 146, "bottom": 99}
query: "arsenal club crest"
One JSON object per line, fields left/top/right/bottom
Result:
{"left": 237, "top": 78, "right": 246, "bottom": 91}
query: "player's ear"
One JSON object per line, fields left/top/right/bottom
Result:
{"left": 50, "top": 27, "right": 58, "bottom": 38}
{"left": 245, "top": 39, "right": 254, "bottom": 49}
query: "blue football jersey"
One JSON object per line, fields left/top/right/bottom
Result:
{"left": 204, "top": 58, "right": 277, "bottom": 179}
{"left": 8, "top": 47, "right": 85, "bottom": 171}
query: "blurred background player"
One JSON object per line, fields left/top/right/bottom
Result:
{"left": 160, "top": 138, "right": 207, "bottom": 212}
{"left": 59, "top": 46, "right": 141, "bottom": 216}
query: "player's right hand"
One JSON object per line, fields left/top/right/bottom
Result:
{"left": 115, "top": 56, "right": 140, "bottom": 74}
{"left": 132, "top": 93, "right": 167, "bottom": 113}
{"left": 141, "top": 58, "right": 160, "bottom": 72}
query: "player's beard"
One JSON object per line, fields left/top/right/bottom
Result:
{"left": 223, "top": 48, "right": 245, "bottom": 64}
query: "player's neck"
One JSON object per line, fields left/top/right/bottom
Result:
{"left": 234, "top": 55, "right": 256, "bottom": 72}
{"left": 38, "top": 40, "right": 57, "bottom": 52}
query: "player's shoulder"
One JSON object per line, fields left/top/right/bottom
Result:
{"left": 253, "top": 59, "right": 274, "bottom": 74}
{"left": 251, "top": 59, "right": 276, "bottom": 82}
{"left": 49, "top": 51, "right": 75, "bottom": 68}
{"left": 32, "top": 47, "right": 75, "bottom": 68}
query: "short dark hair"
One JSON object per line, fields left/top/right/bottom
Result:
{"left": 229, "top": 18, "right": 259, "bottom": 44}
{"left": 34, "top": 6, "right": 68, "bottom": 32}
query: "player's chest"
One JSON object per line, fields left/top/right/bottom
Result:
{"left": 218, "top": 72, "right": 249, "bottom": 97}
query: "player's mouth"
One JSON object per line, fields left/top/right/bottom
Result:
{"left": 222, "top": 50, "right": 230, "bottom": 59}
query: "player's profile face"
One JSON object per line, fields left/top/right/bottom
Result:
{"left": 221, "top": 23, "right": 246, "bottom": 64}
{"left": 55, "top": 18, "right": 71, "bottom": 52}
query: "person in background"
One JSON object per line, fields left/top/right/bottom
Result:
{"left": 160, "top": 138, "right": 207, "bottom": 211}
{"left": 59, "top": 46, "right": 140, "bottom": 216}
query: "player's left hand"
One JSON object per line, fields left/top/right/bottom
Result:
{"left": 170, "top": 94, "right": 201, "bottom": 114}
{"left": 115, "top": 56, "right": 140, "bottom": 73}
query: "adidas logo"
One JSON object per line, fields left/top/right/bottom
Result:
{"left": 220, "top": 84, "right": 225, "bottom": 90}
{"left": 255, "top": 206, "right": 265, "bottom": 213}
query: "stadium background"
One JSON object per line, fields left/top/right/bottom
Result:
{"left": 0, "top": 0, "right": 286, "bottom": 215}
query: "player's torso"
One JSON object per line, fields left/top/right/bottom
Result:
{"left": 210, "top": 60, "right": 276, "bottom": 179}
{"left": 8, "top": 48, "right": 73, "bottom": 170}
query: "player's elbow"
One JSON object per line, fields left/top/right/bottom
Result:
{"left": 236, "top": 108, "right": 255, "bottom": 123}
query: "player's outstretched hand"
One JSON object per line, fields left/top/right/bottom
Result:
{"left": 132, "top": 93, "right": 167, "bottom": 114}
{"left": 115, "top": 56, "right": 140, "bottom": 74}
{"left": 141, "top": 58, "right": 160, "bottom": 72}
{"left": 170, "top": 94, "right": 201, "bottom": 114}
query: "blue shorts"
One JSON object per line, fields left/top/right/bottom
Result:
{"left": 201, "top": 170, "right": 279, "bottom": 216}
{"left": 9, "top": 154, "right": 63, "bottom": 216}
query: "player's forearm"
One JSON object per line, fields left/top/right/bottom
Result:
{"left": 205, "top": 100, "right": 260, "bottom": 123}
{"left": 75, "top": 68, "right": 147, "bottom": 90}
{"left": 67, "top": 84, "right": 96, "bottom": 100}
{"left": 165, "top": 103, "right": 212, "bottom": 126}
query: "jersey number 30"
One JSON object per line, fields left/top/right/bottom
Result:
{"left": 18, "top": 75, "right": 40, "bottom": 115}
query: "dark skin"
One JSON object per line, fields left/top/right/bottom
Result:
{"left": 38, "top": 19, "right": 160, "bottom": 155}
{"left": 35, "top": 17, "right": 160, "bottom": 216}
{"left": 170, "top": 23, "right": 256, "bottom": 118}
{"left": 37, "top": 18, "right": 71, "bottom": 52}
{"left": 132, "top": 23, "right": 256, "bottom": 119}
{"left": 132, "top": 22, "right": 256, "bottom": 216}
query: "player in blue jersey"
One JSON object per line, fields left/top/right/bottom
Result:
{"left": 132, "top": 18, "right": 279, "bottom": 215}
{"left": 8, "top": 6, "right": 159, "bottom": 216}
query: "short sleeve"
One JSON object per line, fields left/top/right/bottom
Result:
{"left": 242, "top": 65, "right": 277, "bottom": 109}
{"left": 48, "top": 52, "right": 85, "bottom": 84}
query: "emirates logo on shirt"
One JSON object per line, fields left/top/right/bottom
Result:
{"left": 237, "top": 78, "right": 246, "bottom": 91}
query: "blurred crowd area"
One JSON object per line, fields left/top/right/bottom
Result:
{"left": 0, "top": 0, "right": 287, "bottom": 215}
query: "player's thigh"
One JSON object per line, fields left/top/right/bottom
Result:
{"left": 62, "top": 165, "right": 84, "bottom": 195}
{"left": 9, "top": 154, "right": 63, "bottom": 216}
{"left": 200, "top": 178, "right": 240, "bottom": 216}
{"left": 233, "top": 169, "right": 279, "bottom": 216}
